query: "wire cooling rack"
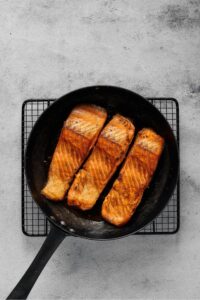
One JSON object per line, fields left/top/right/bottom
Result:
{"left": 22, "top": 98, "right": 179, "bottom": 236}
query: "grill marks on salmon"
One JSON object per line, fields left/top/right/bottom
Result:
{"left": 41, "top": 104, "right": 107, "bottom": 201}
{"left": 67, "top": 114, "right": 135, "bottom": 210}
{"left": 101, "top": 128, "right": 164, "bottom": 226}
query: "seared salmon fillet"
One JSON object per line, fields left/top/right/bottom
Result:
{"left": 67, "top": 114, "right": 135, "bottom": 210}
{"left": 41, "top": 104, "right": 107, "bottom": 201}
{"left": 102, "top": 128, "right": 164, "bottom": 226}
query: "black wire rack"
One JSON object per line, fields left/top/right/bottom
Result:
{"left": 22, "top": 98, "right": 179, "bottom": 236}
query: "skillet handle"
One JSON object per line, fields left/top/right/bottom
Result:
{"left": 7, "top": 225, "right": 67, "bottom": 300}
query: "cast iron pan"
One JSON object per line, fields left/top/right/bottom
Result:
{"left": 7, "top": 86, "right": 179, "bottom": 299}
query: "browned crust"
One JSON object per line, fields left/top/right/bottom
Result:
{"left": 67, "top": 114, "right": 135, "bottom": 210}
{"left": 101, "top": 128, "right": 165, "bottom": 226}
{"left": 41, "top": 104, "right": 107, "bottom": 201}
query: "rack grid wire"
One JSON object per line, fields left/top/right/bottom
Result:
{"left": 22, "top": 98, "right": 179, "bottom": 236}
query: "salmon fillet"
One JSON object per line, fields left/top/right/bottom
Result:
{"left": 67, "top": 114, "right": 135, "bottom": 210}
{"left": 41, "top": 104, "right": 107, "bottom": 201}
{"left": 101, "top": 128, "right": 164, "bottom": 226}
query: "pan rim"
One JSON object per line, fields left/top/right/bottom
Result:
{"left": 25, "top": 85, "right": 179, "bottom": 240}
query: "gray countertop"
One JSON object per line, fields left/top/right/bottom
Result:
{"left": 1, "top": 0, "right": 200, "bottom": 299}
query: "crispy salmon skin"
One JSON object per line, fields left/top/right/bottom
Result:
{"left": 101, "top": 128, "right": 164, "bottom": 226}
{"left": 67, "top": 114, "right": 135, "bottom": 210}
{"left": 41, "top": 104, "right": 107, "bottom": 201}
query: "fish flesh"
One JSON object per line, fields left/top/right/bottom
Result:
{"left": 41, "top": 104, "right": 107, "bottom": 201}
{"left": 101, "top": 128, "right": 164, "bottom": 226}
{"left": 67, "top": 114, "right": 135, "bottom": 210}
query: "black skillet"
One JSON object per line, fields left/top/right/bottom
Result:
{"left": 7, "top": 86, "right": 179, "bottom": 299}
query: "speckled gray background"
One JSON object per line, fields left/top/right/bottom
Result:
{"left": 0, "top": 0, "right": 200, "bottom": 299}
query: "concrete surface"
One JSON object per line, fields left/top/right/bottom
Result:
{"left": 0, "top": 0, "right": 200, "bottom": 299}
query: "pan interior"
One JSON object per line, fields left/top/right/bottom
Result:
{"left": 25, "top": 86, "right": 179, "bottom": 239}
